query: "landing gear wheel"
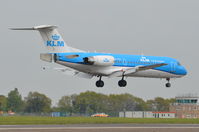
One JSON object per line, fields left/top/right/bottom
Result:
{"left": 118, "top": 80, "right": 127, "bottom": 87}
{"left": 96, "top": 80, "right": 104, "bottom": 87}
{"left": 165, "top": 83, "right": 171, "bottom": 88}
{"left": 165, "top": 78, "right": 171, "bottom": 88}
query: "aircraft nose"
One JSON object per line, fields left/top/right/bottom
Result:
{"left": 181, "top": 66, "right": 187, "bottom": 75}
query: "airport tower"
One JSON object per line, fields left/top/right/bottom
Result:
{"left": 170, "top": 94, "right": 199, "bottom": 118}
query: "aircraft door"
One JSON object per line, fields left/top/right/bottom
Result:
{"left": 123, "top": 58, "right": 128, "bottom": 66}
{"left": 170, "top": 62, "right": 176, "bottom": 72}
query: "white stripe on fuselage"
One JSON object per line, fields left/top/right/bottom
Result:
{"left": 56, "top": 61, "right": 182, "bottom": 78}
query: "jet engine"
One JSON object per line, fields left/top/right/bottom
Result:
{"left": 83, "top": 55, "right": 115, "bottom": 66}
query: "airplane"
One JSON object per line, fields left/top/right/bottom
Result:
{"left": 11, "top": 25, "right": 187, "bottom": 88}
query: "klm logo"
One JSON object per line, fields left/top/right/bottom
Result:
{"left": 46, "top": 41, "right": 64, "bottom": 47}
{"left": 46, "top": 34, "right": 64, "bottom": 47}
{"left": 103, "top": 58, "right": 110, "bottom": 62}
{"left": 140, "top": 56, "right": 150, "bottom": 62}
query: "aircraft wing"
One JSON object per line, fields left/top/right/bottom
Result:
{"left": 43, "top": 66, "right": 94, "bottom": 79}
{"left": 74, "top": 72, "right": 94, "bottom": 79}
{"left": 109, "top": 63, "right": 167, "bottom": 77}
{"left": 136, "top": 63, "right": 167, "bottom": 71}
{"left": 54, "top": 67, "right": 94, "bottom": 79}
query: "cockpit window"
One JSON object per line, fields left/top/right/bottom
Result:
{"left": 65, "top": 54, "right": 79, "bottom": 59}
{"left": 177, "top": 62, "right": 181, "bottom": 66}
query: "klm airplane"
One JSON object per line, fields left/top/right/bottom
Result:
{"left": 11, "top": 25, "right": 187, "bottom": 88}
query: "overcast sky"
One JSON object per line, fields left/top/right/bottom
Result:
{"left": 0, "top": 0, "right": 198, "bottom": 105}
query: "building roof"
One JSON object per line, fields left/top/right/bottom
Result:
{"left": 152, "top": 112, "right": 176, "bottom": 114}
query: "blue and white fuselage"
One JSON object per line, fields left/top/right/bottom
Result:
{"left": 11, "top": 25, "right": 187, "bottom": 87}
{"left": 56, "top": 52, "right": 187, "bottom": 78}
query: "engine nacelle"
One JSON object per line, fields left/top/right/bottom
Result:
{"left": 83, "top": 55, "right": 115, "bottom": 66}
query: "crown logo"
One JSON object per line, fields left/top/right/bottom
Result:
{"left": 52, "top": 34, "right": 60, "bottom": 40}
{"left": 103, "top": 58, "right": 110, "bottom": 62}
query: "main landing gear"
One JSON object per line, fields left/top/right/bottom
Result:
{"left": 96, "top": 76, "right": 104, "bottom": 87}
{"left": 118, "top": 75, "right": 127, "bottom": 87}
{"left": 95, "top": 75, "right": 127, "bottom": 88}
{"left": 165, "top": 78, "right": 171, "bottom": 88}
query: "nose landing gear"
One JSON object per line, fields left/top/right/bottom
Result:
{"left": 165, "top": 78, "right": 171, "bottom": 87}
{"left": 96, "top": 76, "right": 104, "bottom": 87}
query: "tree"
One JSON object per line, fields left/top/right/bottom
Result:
{"left": 24, "top": 92, "right": 51, "bottom": 113}
{"left": 74, "top": 91, "right": 99, "bottom": 115}
{"left": 146, "top": 97, "right": 175, "bottom": 111}
{"left": 56, "top": 91, "right": 174, "bottom": 116}
{"left": 108, "top": 94, "right": 144, "bottom": 116}
{"left": 58, "top": 91, "right": 148, "bottom": 116}
{"left": 73, "top": 91, "right": 109, "bottom": 115}
{"left": 58, "top": 95, "right": 73, "bottom": 113}
{"left": 133, "top": 96, "right": 147, "bottom": 111}
{"left": 155, "top": 97, "right": 169, "bottom": 111}
{"left": 7, "top": 88, "right": 24, "bottom": 112}
{"left": 146, "top": 99, "right": 156, "bottom": 111}
{"left": 0, "top": 95, "right": 7, "bottom": 111}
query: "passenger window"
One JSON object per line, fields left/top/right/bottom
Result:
{"left": 65, "top": 55, "right": 79, "bottom": 59}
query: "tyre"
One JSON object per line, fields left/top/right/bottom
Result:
{"left": 165, "top": 83, "right": 171, "bottom": 87}
{"left": 118, "top": 80, "right": 127, "bottom": 87}
{"left": 96, "top": 80, "right": 104, "bottom": 87}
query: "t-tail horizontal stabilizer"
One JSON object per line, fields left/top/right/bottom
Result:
{"left": 10, "top": 25, "right": 84, "bottom": 53}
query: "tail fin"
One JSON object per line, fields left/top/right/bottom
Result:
{"left": 11, "top": 25, "right": 84, "bottom": 53}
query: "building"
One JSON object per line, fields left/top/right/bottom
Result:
{"left": 119, "top": 111, "right": 175, "bottom": 118}
{"left": 152, "top": 112, "right": 175, "bottom": 118}
{"left": 51, "top": 112, "right": 68, "bottom": 117}
{"left": 170, "top": 95, "right": 199, "bottom": 118}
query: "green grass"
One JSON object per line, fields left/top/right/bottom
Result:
{"left": 0, "top": 116, "right": 199, "bottom": 125}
